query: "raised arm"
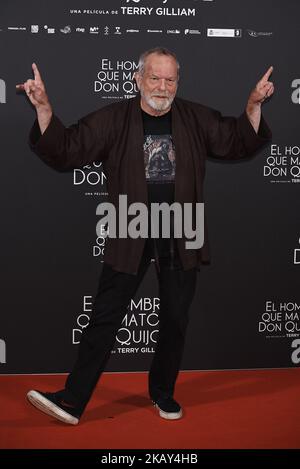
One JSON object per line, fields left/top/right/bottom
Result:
{"left": 205, "top": 67, "right": 274, "bottom": 160}
{"left": 16, "top": 63, "right": 52, "bottom": 134}
{"left": 17, "top": 64, "right": 111, "bottom": 171}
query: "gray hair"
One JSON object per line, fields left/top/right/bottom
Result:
{"left": 137, "top": 47, "right": 180, "bottom": 78}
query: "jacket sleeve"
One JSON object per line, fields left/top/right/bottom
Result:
{"left": 28, "top": 109, "right": 111, "bottom": 171}
{"left": 205, "top": 108, "right": 272, "bottom": 160}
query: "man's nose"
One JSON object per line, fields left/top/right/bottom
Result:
{"left": 158, "top": 79, "right": 167, "bottom": 90}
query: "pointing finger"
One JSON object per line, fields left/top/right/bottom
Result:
{"left": 260, "top": 65, "right": 273, "bottom": 84}
{"left": 32, "top": 62, "right": 42, "bottom": 84}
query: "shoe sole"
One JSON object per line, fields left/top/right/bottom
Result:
{"left": 155, "top": 404, "right": 183, "bottom": 420}
{"left": 27, "top": 390, "right": 79, "bottom": 425}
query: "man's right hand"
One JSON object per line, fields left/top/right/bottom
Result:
{"left": 16, "top": 63, "right": 53, "bottom": 134}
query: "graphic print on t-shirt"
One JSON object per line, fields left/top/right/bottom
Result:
{"left": 144, "top": 134, "right": 175, "bottom": 182}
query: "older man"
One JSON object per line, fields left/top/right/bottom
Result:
{"left": 17, "top": 47, "right": 273, "bottom": 425}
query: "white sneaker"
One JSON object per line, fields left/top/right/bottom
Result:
{"left": 27, "top": 389, "right": 80, "bottom": 425}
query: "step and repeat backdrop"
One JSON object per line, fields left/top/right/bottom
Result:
{"left": 1, "top": 0, "right": 299, "bottom": 374}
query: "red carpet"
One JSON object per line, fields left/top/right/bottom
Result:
{"left": 0, "top": 369, "right": 300, "bottom": 449}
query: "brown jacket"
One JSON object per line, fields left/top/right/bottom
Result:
{"left": 29, "top": 93, "right": 272, "bottom": 274}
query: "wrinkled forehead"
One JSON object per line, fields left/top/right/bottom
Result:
{"left": 143, "top": 53, "right": 178, "bottom": 78}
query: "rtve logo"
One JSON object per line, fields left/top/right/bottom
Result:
{"left": 291, "top": 79, "right": 300, "bottom": 104}
{"left": 0, "top": 79, "right": 6, "bottom": 103}
{"left": 0, "top": 339, "right": 6, "bottom": 363}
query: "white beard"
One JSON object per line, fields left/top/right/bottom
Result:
{"left": 140, "top": 87, "right": 175, "bottom": 112}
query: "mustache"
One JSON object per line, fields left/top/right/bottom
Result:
{"left": 151, "top": 93, "right": 171, "bottom": 98}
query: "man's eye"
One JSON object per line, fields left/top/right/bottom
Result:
{"left": 151, "top": 77, "right": 158, "bottom": 81}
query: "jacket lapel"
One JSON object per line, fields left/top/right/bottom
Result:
{"left": 172, "top": 97, "right": 195, "bottom": 204}
{"left": 128, "top": 94, "right": 148, "bottom": 205}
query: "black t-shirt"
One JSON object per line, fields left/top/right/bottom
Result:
{"left": 142, "top": 109, "right": 176, "bottom": 258}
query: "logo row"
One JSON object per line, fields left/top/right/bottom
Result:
{"left": 0, "top": 26, "right": 273, "bottom": 37}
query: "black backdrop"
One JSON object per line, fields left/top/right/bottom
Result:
{"left": 1, "top": 0, "right": 300, "bottom": 374}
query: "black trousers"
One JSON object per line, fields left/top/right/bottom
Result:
{"left": 64, "top": 240, "right": 197, "bottom": 414}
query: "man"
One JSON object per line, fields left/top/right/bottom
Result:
{"left": 16, "top": 47, "right": 274, "bottom": 425}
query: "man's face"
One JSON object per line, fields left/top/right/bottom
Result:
{"left": 135, "top": 53, "right": 179, "bottom": 114}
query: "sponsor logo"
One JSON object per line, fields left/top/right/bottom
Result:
{"left": 7, "top": 26, "right": 27, "bottom": 31}
{"left": 184, "top": 29, "right": 201, "bottom": 35}
{"left": 167, "top": 29, "right": 180, "bottom": 34}
{"left": 90, "top": 26, "right": 99, "bottom": 34}
{"left": 44, "top": 25, "right": 55, "bottom": 33}
{"left": 31, "top": 25, "right": 39, "bottom": 33}
{"left": 247, "top": 29, "right": 273, "bottom": 37}
{"left": 207, "top": 28, "right": 241, "bottom": 38}
{"left": 60, "top": 25, "right": 71, "bottom": 34}
{"left": 75, "top": 27, "right": 85, "bottom": 33}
